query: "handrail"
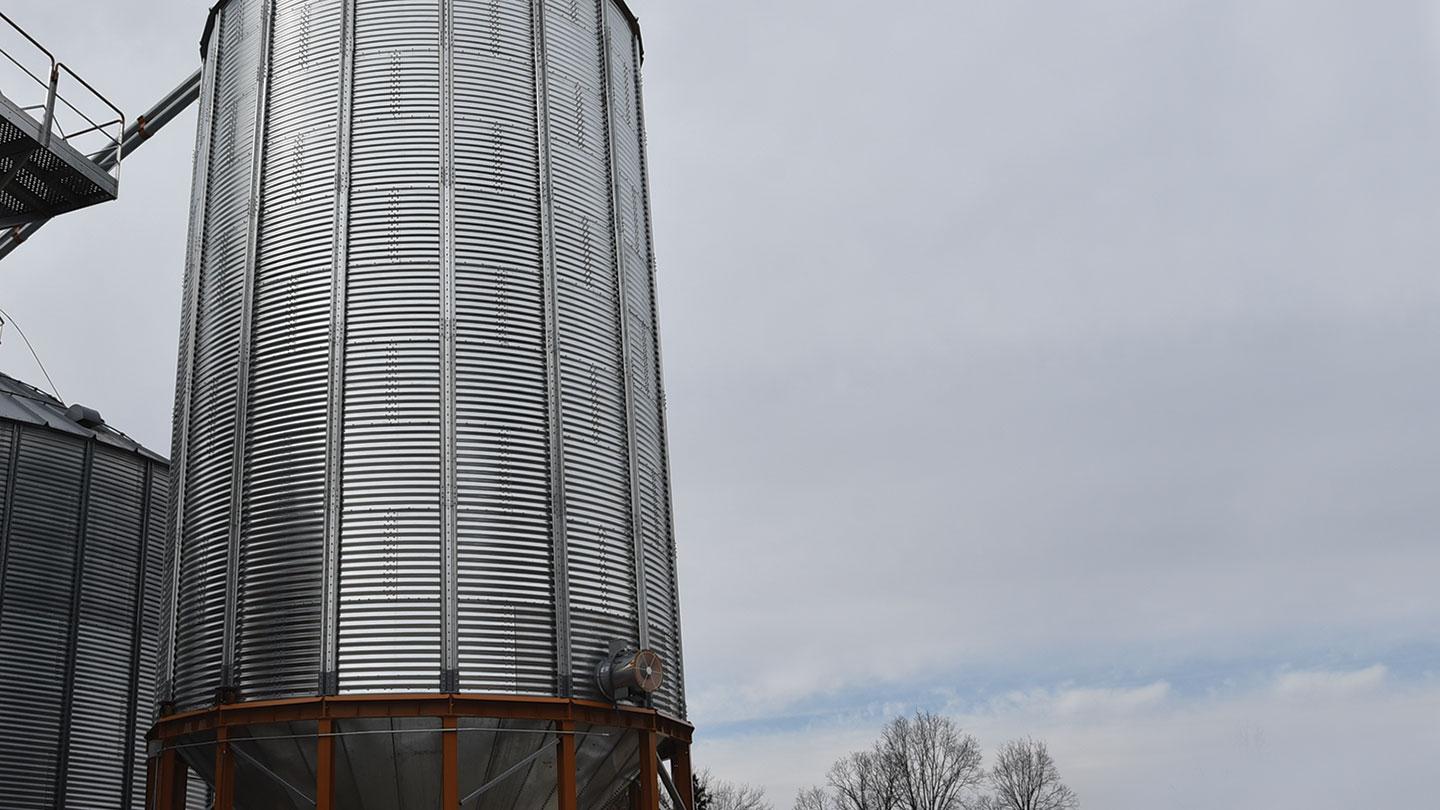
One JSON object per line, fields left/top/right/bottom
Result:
{"left": 0, "top": 10, "right": 125, "bottom": 171}
{"left": 0, "top": 44, "right": 49, "bottom": 89}
{"left": 63, "top": 118, "right": 124, "bottom": 141}
{"left": 55, "top": 61, "right": 125, "bottom": 170}
{"left": 0, "top": 10, "right": 53, "bottom": 62}
{"left": 58, "top": 61, "right": 125, "bottom": 132}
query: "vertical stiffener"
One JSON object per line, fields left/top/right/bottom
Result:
{"left": 165, "top": 0, "right": 682, "bottom": 729}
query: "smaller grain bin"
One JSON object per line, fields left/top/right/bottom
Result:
{"left": 0, "top": 371, "right": 167, "bottom": 810}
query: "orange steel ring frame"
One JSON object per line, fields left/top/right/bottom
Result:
{"left": 146, "top": 695, "right": 694, "bottom": 810}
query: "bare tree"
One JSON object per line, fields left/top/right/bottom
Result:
{"left": 986, "top": 738, "right": 1078, "bottom": 810}
{"left": 827, "top": 749, "right": 899, "bottom": 810}
{"left": 879, "top": 711, "right": 985, "bottom": 810}
{"left": 711, "top": 781, "right": 773, "bottom": 810}
{"left": 664, "top": 770, "right": 769, "bottom": 810}
{"left": 694, "top": 772, "right": 713, "bottom": 810}
{"left": 794, "top": 786, "right": 829, "bottom": 810}
{"left": 695, "top": 769, "right": 773, "bottom": 810}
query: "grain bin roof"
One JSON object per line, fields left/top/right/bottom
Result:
{"left": 0, "top": 371, "right": 166, "bottom": 463}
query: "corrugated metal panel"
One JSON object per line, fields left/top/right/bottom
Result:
{"left": 185, "top": 780, "right": 213, "bottom": 810}
{"left": 337, "top": 0, "right": 445, "bottom": 693}
{"left": 0, "top": 428, "right": 82, "bottom": 808}
{"left": 452, "top": 0, "right": 557, "bottom": 695}
{"left": 0, "top": 421, "right": 12, "bottom": 542}
{"left": 165, "top": 0, "right": 225, "bottom": 708}
{"left": 65, "top": 448, "right": 145, "bottom": 808}
{"left": 222, "top": 0, "right": 276, "bottom": 692}
{"left": 544, "top": 0, "right": 639, "bottom": 701}
{"left": 173, "top": 0, "right": 268, "bottom": 711}
{"left": 603, "top": 0, "right": 683, "bottom": 717}
{"left": 135, "top": 467, "right": 168, "bottom": 808}
{"left": 237, "top": 0, "right": 343, "bottom": 701}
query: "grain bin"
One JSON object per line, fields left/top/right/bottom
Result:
{"left": 151, "top": 1, "right": 690, "bottom": 807}
{"left": 0, "top": 372, "right": 167, "bottom": 809}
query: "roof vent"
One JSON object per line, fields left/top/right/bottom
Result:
{"left": 65, "top": 404, "right": 104, "bottom": 428}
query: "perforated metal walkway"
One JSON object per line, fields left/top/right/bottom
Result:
{"left": 0, "top": 90, "right": 118, "bottom": 227}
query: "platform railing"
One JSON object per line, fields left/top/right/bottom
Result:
{"left": 0, "top": 10, "right": 124, "bottom": 176}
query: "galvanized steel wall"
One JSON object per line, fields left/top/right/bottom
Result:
{"left": 167, "top": 0, "right": 684, "bottom": 718}
{"left": 0, "top": 412, "right": 168, "bottom": 809}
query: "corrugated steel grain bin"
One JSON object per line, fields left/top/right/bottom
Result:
{"left": 153, "top": 1, "right": 690, "bottom": 807}
{"left": 0, "top": 372, "right": 167, "bottom": 810}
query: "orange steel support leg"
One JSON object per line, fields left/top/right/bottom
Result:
{"left": 443, "top": 715, "right": 460, "bottom": 809}
{"left": 156, "top": 745, "right": 187, "bottom": 810}
{"left": 557, "top": 721, "right": 578, "bottom": 810}
{"left": 214, "top": 727, "right": 235, "bottom": 810}
{"left": 171, "top": 755, "right": 188, "bottom": 809}
{"left": 638, "top": 729, "right": 659, "bottom": 810}
{"left": 673, "top": 742, "right": 694, "bottom": 810}
{"left": 317, "top": 719, "right": 337, "bottom": 810}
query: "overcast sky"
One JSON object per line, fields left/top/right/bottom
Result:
{"left": 4, "top": 2, "right": 1439, "bottom": 808}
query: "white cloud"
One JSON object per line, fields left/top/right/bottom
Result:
{"left": 1275, "top": 663, "right": 1387, "bottom": 698}
{"left": 695, "top": 667, "right": 1440, "bottom": 810}
{"left": 960, "top": 681, "right": 1172, "bottom": 724}
{"left": 1053, "top": 681, "right": 1172, "bottom": 719}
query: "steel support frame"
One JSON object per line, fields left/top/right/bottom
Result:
{"left": 558, "top": 719, "right": 579, "bottom": 810}
{"left": 637, "top": 728, "right": 659, "bottom": 810}
{"left": 670, "top": 742, "right": 694, "bottom": 810}
{"left": 316, "top": 718, "right": 336, "bottom": 810}
{"left": 213, "top": 726, "right": 235, "bottom": 810}
{"left": 443, "top": 715, "right": 461, "bottom": 808}
{"left": 147, "top": 695, "right": 692, "bottom": 810}
{"left": 153, "top": 744, "right": 188, "bottom": 810}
